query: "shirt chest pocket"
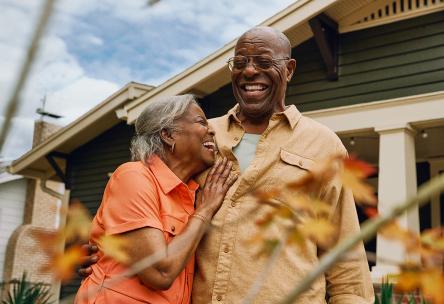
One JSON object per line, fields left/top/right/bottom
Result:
{"left": 268, "top": 148, "right": 315, "bottom": 187}
{"left": 161, "top": 214, "right": 186, "bottom": 242}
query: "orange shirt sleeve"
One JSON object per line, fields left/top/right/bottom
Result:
{"left": 100, "top": 168, "right": 163, "bottom": 235}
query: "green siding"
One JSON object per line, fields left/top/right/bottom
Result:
{"left": 200, "top": 11, "right": 444, "bottom": 113}
{"left": 200, "top": 84, "right": 237, "bottom": 118}
{"left": 59, "top": 122, "right": 133, "bottom": 299}
{"left": 288, "top": 11, "right": 444, "bottom": 111}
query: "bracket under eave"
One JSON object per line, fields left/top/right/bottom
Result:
{"left": 45, "top": 151, "right": 71, "bottom": 190}
{"left": 309, "top": 13, "right": 339, "bottom": 81}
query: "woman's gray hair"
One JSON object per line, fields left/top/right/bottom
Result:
{"left": 130, "top": 94, "right": 198, "bottom": 162}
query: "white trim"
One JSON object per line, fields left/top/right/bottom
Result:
{"left": 304, "top": 91, "right": 444, "bottom": 134}
{"left": 0, "top": 173, "right": 24, "bottom": 184}
{"left": 374, "top": 122, "right": 416, "bottom": 134}
{"left": 339, "top": 0, "right": 444, "bottom": 33}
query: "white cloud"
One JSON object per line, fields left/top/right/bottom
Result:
{"left": 0, "top": 2, "right": 119, "bottom": 158}
{"left": 46, "top": 77, "right": 119, "bottom": 124}
{"left": 82, "top": 34, "right": 104, "bottom": 47}
{"left": 0, "top": 117, "right": 35, "bottom": 160}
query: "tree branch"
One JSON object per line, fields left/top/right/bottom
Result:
{"left": 0, "top": 0, "right": 57, "bottom": 152}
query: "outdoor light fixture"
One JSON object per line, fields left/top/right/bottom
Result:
{"left": 421, "top": 130, "right": 428, "bottom": 139}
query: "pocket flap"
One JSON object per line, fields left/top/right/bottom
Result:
{"left": 280, "top": 149, "right": 315, "bottom": 171}
{"left": 161, "top": 214, "right": 186, "bottom": 235}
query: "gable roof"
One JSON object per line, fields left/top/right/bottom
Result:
{"left": 9, "top": 82, "right": 153, "bottom": 178}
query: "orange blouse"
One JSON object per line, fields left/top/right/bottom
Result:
{"left": 75, "top": 155, "right": 198, "bottom": 304}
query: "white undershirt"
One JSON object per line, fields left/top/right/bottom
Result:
{"left": 232, "top": 133, "right": 261, "bottom": 173}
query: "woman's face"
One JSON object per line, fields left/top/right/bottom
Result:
{"left": 173, "top": 103, "right": 216, "bottom": 172}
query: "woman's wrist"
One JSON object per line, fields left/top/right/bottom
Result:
{"left": 195, "top": 206, "right": 216, "bottom": 219}
{"left": 191, "top": 213, "right": 209, "bottom": 224}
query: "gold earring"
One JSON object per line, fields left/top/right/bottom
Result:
{"left": 171, "top": 142, "right": 175, "bottom": 153}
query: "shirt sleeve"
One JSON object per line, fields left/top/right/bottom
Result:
{"left": 100, "top": 169, "right": 163, "bottom": 235}
{"left": 321, "top": 147, "right": 375, "bottom": 304}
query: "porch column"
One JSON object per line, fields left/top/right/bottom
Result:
{"left": 371, "top": 123, "right": 420, "bottom": 282}
{"left": 428, "top": 158, "right": 444, "bottom": 228}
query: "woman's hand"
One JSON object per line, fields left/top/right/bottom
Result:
{"left": 196, "top": 157, "right": 237, "bottom": 218}
{"left": 77, "top": 244, "right": 99, "bottom": 277}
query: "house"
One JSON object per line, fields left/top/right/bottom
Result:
{"left": 0, "top": 160, "right": 27, "bottom": 283}
{"left": 7, "top": 0, "right": 444, "bottom": 301}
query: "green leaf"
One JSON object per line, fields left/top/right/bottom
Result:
{"left": 0, "top": 272, "right": 54, "bottom": 304}
{"left": 380, "top": 280, "right": 393, "bottom": 304}
{"left": 374, "top": 294, "right": 380, "bottom": 304}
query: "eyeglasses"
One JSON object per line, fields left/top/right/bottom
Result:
{"left": 227, "top": 55, "right": 290, "bottom": 71}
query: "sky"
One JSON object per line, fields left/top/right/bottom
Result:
{"left": 0, "top": 0, "right": 296, "bottom": 160}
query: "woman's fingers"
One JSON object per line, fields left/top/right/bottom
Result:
{"left": 204, "top": 157, "right": 220, "bottom": 187}
{"left": 212, "top": 157, "right": 228, "bottom": 186}
{"left": 77, "top": 245, "right": 99, "bottom": 277}
{"left": 224, "top": 172, "right": 238, "bottom": 189}
{"left": 218, "top": 160, "right": 232, "bottom": 184}
{"left": 78, "top": 266, "right": 93, "bottom": 277}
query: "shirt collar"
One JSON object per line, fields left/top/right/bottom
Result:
{"left": 227, "top": 104, "right": 241, "bottom": 126}
{"left": 147, "top": 155, "right": 199, "bottom": 194}
{"left": 226, "top": 103, "right": 302, "bottom": 130}
{"left": 282, "top": 104, "right": 302, "bottom": 129}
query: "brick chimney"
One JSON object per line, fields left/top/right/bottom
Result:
{"left": 32, "top": 120, "right": 61, "bottom": 147}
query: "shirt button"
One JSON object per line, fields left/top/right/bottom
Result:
{"left": 223, "top": 246, "right": 229, "bottom": 253}
{"left": 234, "top": 137, "right": 239, "bottom": 141}
{"left": 171, "top": 225, "right": 175, "bottom": 232}
{"left": 298, "top": 160, "right": 303, "bottom": 166}
{"left": 231, "top": 201, "right": 236, "bottom": 207}
{"left": 216, "top": 295, "right": 222, "bottom": 301}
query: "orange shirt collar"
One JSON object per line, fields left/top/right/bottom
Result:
{"left": 147, "top": 155, "right": 199, "bottom": 194}
{"left": 226, "top": 103, "right": 301, "bottom": 130}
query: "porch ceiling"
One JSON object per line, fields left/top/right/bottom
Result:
{"left": 340, "top": 125, "right": 444, "bottom": 166}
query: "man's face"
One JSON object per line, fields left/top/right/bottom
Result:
{"left": 231, "top": 30, "right": 295, "bottom": 121}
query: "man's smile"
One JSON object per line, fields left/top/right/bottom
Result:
{"left": 239, "top": 82, "right": 270, "bottom": 101}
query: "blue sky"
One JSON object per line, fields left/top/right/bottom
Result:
{"left": 0, "top": 0, "right": 295, "bottom": 160}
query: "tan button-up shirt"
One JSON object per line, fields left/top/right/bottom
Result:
{"left": 192, "top": 104, "right": 374, "bottom": 304}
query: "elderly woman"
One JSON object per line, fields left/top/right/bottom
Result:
{"left": 75, "top": 95, "right": 236, "bottom": 304}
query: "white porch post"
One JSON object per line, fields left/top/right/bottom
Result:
{"left": 428, "top": 158, "right": 444, "bottom": 228}
{"left": 371, "top": 123, "right": 420, "bottom": 282}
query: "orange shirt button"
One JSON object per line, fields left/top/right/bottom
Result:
{"left": 171, "top": 225, "right": 175, "bottom": 232}
{"left": 216, "top": 295, "right": 222, "bottom": 301}
{"left": 223, "top": 247, "right": 229, "bottom": 253}
{"left": 231, "top": 201, "right": 236, "bottom": 207}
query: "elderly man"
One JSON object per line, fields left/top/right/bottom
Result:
{"left": 191, "top": 26, "right": 373, "bottom": 304}
{"left": 80, "top": 26, "right": 374, "bottom": 303}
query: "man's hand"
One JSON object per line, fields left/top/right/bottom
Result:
{"left": 78, "top": 244, "right": 99, "bottom": 277}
